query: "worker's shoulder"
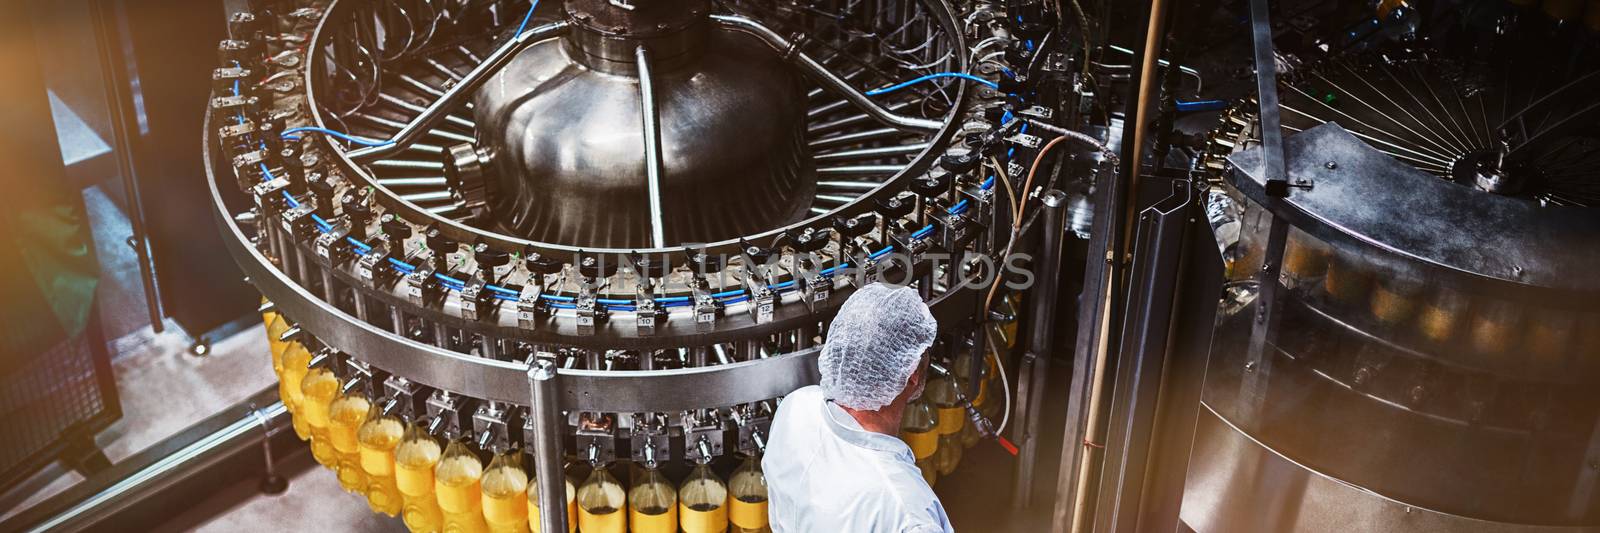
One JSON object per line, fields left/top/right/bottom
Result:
{"left": 783, "top": 385, "right": 825, "bottom": 404}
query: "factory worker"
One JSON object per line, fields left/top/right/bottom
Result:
{"left": 764, "top": 283, "right": 954, "bottom": 533}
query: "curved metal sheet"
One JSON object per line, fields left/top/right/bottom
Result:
{"left": 1227, "top": 123, "right": 1600, "bottom": 297}
{"left": 1182, "top": 405, "right": 1600, "bottom": 533}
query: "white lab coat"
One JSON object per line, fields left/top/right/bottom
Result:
{"left": 763, "top": 385, "right": 955, "bottom": 533}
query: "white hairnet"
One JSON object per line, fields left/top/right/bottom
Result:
{"left": 818, "top": 283, "right": 938, "bottom": 411}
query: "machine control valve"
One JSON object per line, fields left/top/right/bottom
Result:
{"left": 682, "top": 410, "right": 726, "bottom": 464}
{"left": 575, "top": 413, "right": 618, "bottom": 466}
{"left": 629, "top": 413, "right": 671, "bottom": 468}
{"left": 249, "top": 173, "right": 289, "bottom": 212}
{"left": 458, "top": 278, "right": 497, "bottom": 322}
{"left": 634, "top": 290, "right": 662, "bottom": 333}
{"left": 279, "top": 202, "right": 318, "bottom": 240}
{"left": 574, "top": 291, "right": 601, "bottom": 333}
{"left": 517, "top": 284, "right": 546, "bottom": 328}
{"left": 354, "top": 244, "right": 398, "bottom": 288}
{"left": 731, "top": 404, "right": 772, "bottom": 456}
{"left": 212, "top": 66, "right": 253, "bottom": 95}
{"left": 691, "top": 288, "right": 720, "bottom": 327}
{"left": 313, "top": 223, "right": 353, "bottom": 266}
{"left": 381, "top": 376, "right": 425, "bottom": 419}
{"left": 211, "top": 94, "right": 258, "bottom": 118}
{"left": 472, "top": 402, "right": 514, "bottom": 454}
{"left": 424, "top": 390, "right": 469, "bottom": 439}
{"left": 403, "top": 262, "right": 445, "bottom": 307}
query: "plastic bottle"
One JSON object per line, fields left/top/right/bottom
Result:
{"left": 927, "top": 375, "right": 964, "bottom": 476}
{"left": 278, "top": 342, "right": 313, "bottom": 441}
{"left": 576, "top": 466, "right": 626, "bottom": 533}
{"left": 728, "top": 455, "right": 771, "bottom": 533}
{"left": 395, "top": 424, "right": 445, "bottom": 532}
{"left": 328, "top": 389, "right": 372, "bottom": 493}
{"left": 900, "top": 396, "right": 939, "bottom": 486}
{"left": 356, "top": 408, "right": 405, "bottom": 516}
{"left": 526, "top": 466, "right": 577, "bottom": 533}
{"left": 629, "top": 463, "right": 677, "bottom": 533}
{"left": 264, "top": 312, "right": 289, "bottom": 371}
{"left": 679, "top": 462, "right": 728, "bottom": 533}
{"left": 299, "top": 367, "right": 342, "bottom": 467}
{"left": 435, "top": 439, "right": 489, "bottom": 533}
{"left": 481, "top": 451, "right": 529, "bottom": 533}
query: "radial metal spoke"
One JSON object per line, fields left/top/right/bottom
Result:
{"left": 371, "top": 159, "right": 446, "bottom": 170}
{"left": 817, "top": 180, "right": 886, "bottom": 191}
{"left": 816, "top": 164, "right": 903, "bottom": 176}
{"left": 809, "top": 127, "right": 906, "bottom": 150}
{"left": 377, "top": 176, "right": 450, "bottom": 187}
{"left": 814, "top": 143, "right": 927, "bottom": 162}
{"left": 401, "top": 190, "right": 454, "bottom": 203}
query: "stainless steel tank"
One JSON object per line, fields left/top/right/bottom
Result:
{"left": 471, "top": 0, "right": 815, "bottom": 248}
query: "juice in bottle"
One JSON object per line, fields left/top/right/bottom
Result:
{"left": 728, "top": 455, "right": 771, "bottom": 533}
{"left": 435, "top": 439, "right": 489, "bottom": 533}
{"left": 278, "top": 342, "right": 313, "bottom": 441}
{"left": 264, "top": 313, "right": 289, "bottom": 371}
{"left": 357, "top": 409, "right": 405, "bottom": 516}
{"left": 328, "top": 390, "right": 372, "bottom": 492}
{"left": 628, "top": 463, "right": 677, "bottom": 533}
{"left": 901, "top": 397, "right": 939, "bottom": 486}
{"left": 927, "top": 375, "right": 964, "bottom": 476}
{"left": 395, "top": 424, "right": 445, "bottom": 532}
{"left": 679, "top": 462, "right": 728, "bottom": 533}
{"left": 576, "top": 466, "right": 626, "bottom": 533}
{"left": 481, "top": 451, "right": 529, "bottom": 533}
{"left": 299, "top": 367, "right": 342, "bottom": 467}
{"left": 526, "top": 467, "right": 577, "bottom": 533}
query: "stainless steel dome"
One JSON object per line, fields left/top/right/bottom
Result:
{"left": 471, "top": 0, "right": 814, "bottom": 248}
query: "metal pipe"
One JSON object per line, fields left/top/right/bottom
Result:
{"left": 527, "top": 360, "right": 568, "bottom": 533}
{"left": 21, "top": 401, "right": 290, "bottom": 532}
{"left": 346, "top": 21, "right": 570, "bottom": 161}
{"left": 1012, "top": 190, "right": 1068, "bottom": 509}
{"left": 710, "top": 14, "right": 943, "bottom": 132}
{"left": 637, "top": 45, "right": 667, "bottom": 248}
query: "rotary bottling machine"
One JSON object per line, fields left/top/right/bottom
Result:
{"left": 11, "top": 0, "right": 1600, "bottom": 531}
{"left": 202, "top": 0, "right": 1107, "bottom": 531}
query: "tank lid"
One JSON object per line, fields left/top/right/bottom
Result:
{"left": 563, "top": 0, "right": 712, "bottom": 72}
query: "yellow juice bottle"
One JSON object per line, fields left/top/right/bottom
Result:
{"left": 395, "top": 424, "right": 445, "bottom": 532}
{"left": 436, "top": 439, "right": 488, "bottom": 533}
{"left": 679, "top": 462, "right": 728, "bottom": 533}
{"left": 928, "top": 376, "right": 964, "bottom": 476}
{"left": 265, "top": 313, "right": 289, "bottom": 371}
{"left": 576, "top": 466, "right": 626, "bottom": 533}
{"left": 526, "top": 467, "right": 577, "bottom": 533}
{"left": 901, "top": 397, "right": 939, "bottom": 486}
{"left": 279, "top": 342, "right": 313, "bottom": 441}
{"left": 481, "top": 451, "right": 529, "bottom": 533}
{"left": 357, "top": 409, "right": 405, "bottom": 516}
{"left": 299, "top": 367, "right": 342, "bottom": 468}
{"left": 328, "top": 390, "right": 372, "bottom": 493}
{"left": 628, "top": 464, "right": 677, "bottom": 533}
{"left": 728, "top": 455, "right": 770, "bottom": 533}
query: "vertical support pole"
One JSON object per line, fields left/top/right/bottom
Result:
{"left": 1239, "top": 0, "right": 1291, "bottom": 432}
{"left": 91, "top": 0, "right": 165, "bottom": 331}
{"left": 527, "top": 359, "right": 568, "bottom": 533}
{"left": 1011, "top": 190, "right": 1068, "bottom": 509}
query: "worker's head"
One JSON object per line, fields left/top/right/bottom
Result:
{"left": 818, "top": 283, "right": 938, "bottom": 411}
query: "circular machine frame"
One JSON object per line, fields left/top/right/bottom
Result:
{"left": 208, "top": 0, "right": 998, "bottom": 427}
